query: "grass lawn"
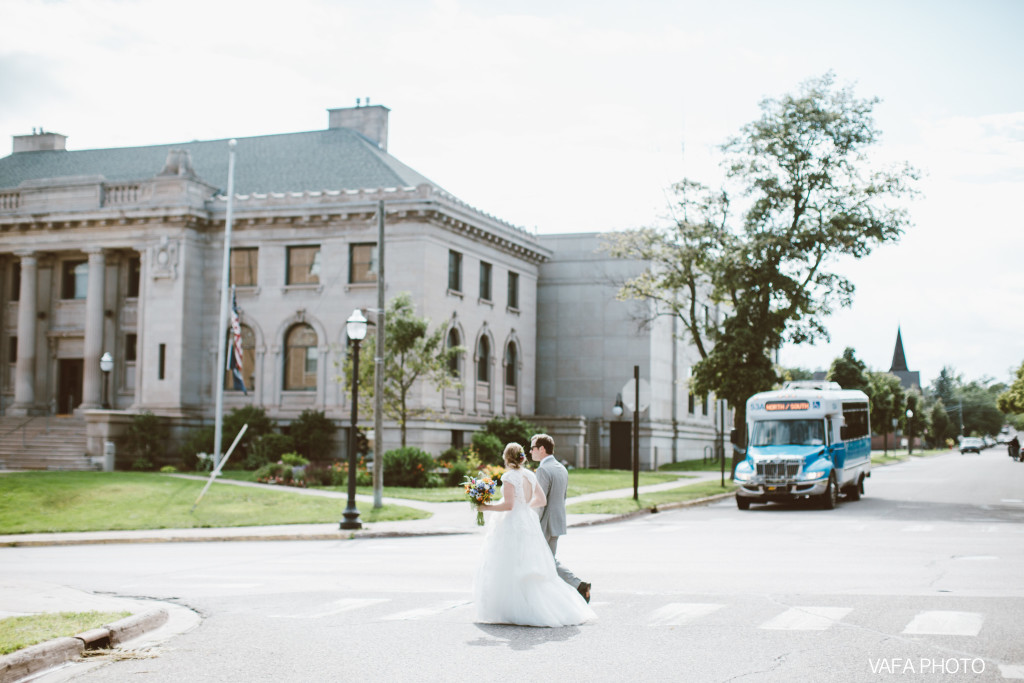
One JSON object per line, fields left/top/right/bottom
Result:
{"left": 0, "top": 611, "right": 131, "bottom": 655}
{"left": 0, "top": 472, "right": 427, "bottom": 534}
{"left": 567, "top": 480, "right": 736, "bottom": 514}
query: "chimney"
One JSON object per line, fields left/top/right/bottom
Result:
{"left": 13, "top": 130, "right": 68, "bottom": 153}
{"left": 327, "top": 104, "right": 390, "bottom": 151}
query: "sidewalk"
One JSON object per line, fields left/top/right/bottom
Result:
{"left": 0, "top": 471, "right": 732, "bottom": 681}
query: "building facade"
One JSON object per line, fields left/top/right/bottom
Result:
{"left": 0, "top": 105, "right": 720, "bottom": 467}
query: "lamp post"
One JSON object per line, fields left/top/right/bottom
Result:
{"left": 341, "top": 308, "right": 367, "bottom": 530}
{"left": 99, "top": 352, "right": 113, "bottom": 409}
{"left": 612, "top": 393, "right": 624, "bottom": 419}
{"left": 906, "top": 409, "right": 914, "bottom": 455}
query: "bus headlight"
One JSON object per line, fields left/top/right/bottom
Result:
{"left": 734, "top": 470, "right": 751, "bottom": 482}
{"left": 799, "top": 470, "right": 827, "bottom": 481}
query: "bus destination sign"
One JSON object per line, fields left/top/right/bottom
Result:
{"left": 764, "top": 400, "right": 811, "bottom": 411}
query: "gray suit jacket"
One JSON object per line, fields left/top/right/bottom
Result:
{"left": 536, "top": 456, "right": 568, "bottom": 538}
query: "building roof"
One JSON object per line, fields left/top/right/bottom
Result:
{"left": 889, "top": 327, "right": 909, "bottom": 373}
{"left": 0, "top": 128, "right": 436, "bottom": 195}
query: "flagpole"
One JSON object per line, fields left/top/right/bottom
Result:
{"left": 373, "top": 199, "right": 385, "bottom": 509}
{"left": 213, "top": 139, "right": 237, "bottom": 469}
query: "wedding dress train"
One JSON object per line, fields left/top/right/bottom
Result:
{"left": 473, "top": 467, "right": 596, "bottom": 627}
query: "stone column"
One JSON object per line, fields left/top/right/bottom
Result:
{"left": 80, "top": 248, "right": 106, "bottom": 410}
{"left": 132, "top": 248, "right": 146, "bottom": 408}
{"left": 10, "top": 252, "right": 37, "bottom": 414}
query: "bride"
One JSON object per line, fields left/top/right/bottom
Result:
{"left": 474, "top": 443, "right": 596, "bottom": 627}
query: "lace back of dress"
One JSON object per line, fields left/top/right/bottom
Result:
{"left": 508, "top": 469, "right": 529, "bottom": 504}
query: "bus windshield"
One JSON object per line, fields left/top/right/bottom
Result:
{"left": 750, "top": 419, "right": 825, "bottom": 447}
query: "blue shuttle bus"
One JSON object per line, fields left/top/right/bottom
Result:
{"left": 734, "top": 381, "right": 871, "bottom": 510}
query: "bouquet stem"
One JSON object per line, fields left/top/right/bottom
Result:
{"left": 476, "top": 510, "right": 485, "bottom": 526}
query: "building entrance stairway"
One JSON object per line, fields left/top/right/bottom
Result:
{"left": 0, "top": 415, "right": 93, "bottom": 471}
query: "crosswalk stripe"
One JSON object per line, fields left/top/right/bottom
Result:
{"left": 649, "top": 603, "right": 723, "bottom": 625}
{"left": 759, "top": 606, "right": 852, "bottom": 631}
{"left": 902, "top": 610, "right": 983, "bottom": 636}
{"left": 382, "top": 600, "right": 470, "bottom": 621}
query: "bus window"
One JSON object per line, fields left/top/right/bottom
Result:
{"left": 750, "top": 420, "right": 825, "bottom": 447}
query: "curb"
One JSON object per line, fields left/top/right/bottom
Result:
{"left": 0, "top": 609, "right": 168, "bottom": 683}
{"left": 568, "top": 490, "right": 736, "bottom": 528}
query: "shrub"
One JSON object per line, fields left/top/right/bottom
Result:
{"left": 245, "top": 433, "right": 295, "bottom": 470}
{"left": 281, "top": 452, "right": 309, "bottom": 467}
{"left": 179, "top": 426, "right": 214, "bottom": 471}
{"left": 441, "top": 458, "right": 471, "bottom": 487}
{"left": 383, "top": 447, "right": 435, "bottom": 487}
{"left": 482, "top": 415, "right": 543, "bottom": 451}
{"left": 289, "top": 410, "right": 338, "bottom": 461}
{"left": 222, "top": 406, "right": 276, "bottom": 462}
{"left": 160, "top": 465, "right": 177, "bottom": 474}
{"left": 470, "top": 432, "right": 503, "bottom": 467}
{"left": 120, "top": 412, "right": 168, "bottom": 470}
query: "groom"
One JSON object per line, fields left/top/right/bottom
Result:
{"left": 530, "top": 433, "right": 591, "bottom": 603}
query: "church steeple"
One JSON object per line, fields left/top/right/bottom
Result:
{"left": 889, "top": 327, "right": 909, "bottom": 373}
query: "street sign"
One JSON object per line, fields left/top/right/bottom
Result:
{"left": 622, "top": 378, "right": 650, "bottom": 412}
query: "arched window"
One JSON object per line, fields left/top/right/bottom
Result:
{"left": 504, "top": 341, "right": 517, "bottom": 387}
{"left": 284, "top": 324, "right": 317, "bottom": 390}
{"left": 477, "top": 336, "right": 490, "bottom": 383}
{"left": 447, "top": 328, "right": 461, "bottom": 377}
{"left": 224, "top": 324, "right": 256, "bottom": 392}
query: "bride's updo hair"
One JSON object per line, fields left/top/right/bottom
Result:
{"left": 502, "top": 443, "right": 526, "bottom": 469}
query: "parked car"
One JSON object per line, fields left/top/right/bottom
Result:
{"left": 960, "top": 437, "right": 984, "bottom": 454}
{"left": 982, "top": 436, "right": 996, "bottom": 449}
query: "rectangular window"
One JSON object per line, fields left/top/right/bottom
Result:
{"left": 61, "top": 260, "right": 88, "bottom": 299}
{"left": 688, "top": 392, "right": 695, "bottom": 415}
{"left": 287, "top": 246, "right": 320, "bottom": 285}
{"left": 125, "top": 334, "right": 138, "bottom": 363}
{"left": 507, "top": 272, "right": 519, "bottom": 309}
{"left": 10, "top": 261, "right": 20, "bottom": 302}
{"left": 124, "top": 256, "right": 140, "bottom": 298}
{"left": 349, "top": 243, "right": 377, "bottom": 284}
{"left": 158, "top": 343, "right": 166, "bottom": 379}
{"left": 448, "top": 250, "right": 462, "bottom": 292}
{"left": 702, "top": 394, "right": 709, "bottom": 416}
{"left": 230, "top": 248, "right": 258, "bottom": 287}
{"left": 479, "top": 261, "right": 492, "bottom": 301}
{"left": 8, "top": 336, "right": 16, "bottom": 364}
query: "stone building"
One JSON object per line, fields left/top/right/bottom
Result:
{"left": 0, "top": 104, "right": 721, "bottom": 469}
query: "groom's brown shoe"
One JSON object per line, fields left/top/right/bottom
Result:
{"left": 577, "top": 581, "right": 591, "bottom": 603}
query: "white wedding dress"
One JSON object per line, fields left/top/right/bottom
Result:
{"left": 473, "top": 467, "right": 596, "bottom": 627}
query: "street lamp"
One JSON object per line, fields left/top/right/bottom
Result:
{"left": 341, "top": 309, "right": 367, "bottom": 530}
{"left": 906, "top": 409, "right": 914, "bottom": 455}
{"left": 612, "top": 393, "right": 624, "bottom": 418}
{"left": 99, "top": 352, "right": 113, "bottom": 409}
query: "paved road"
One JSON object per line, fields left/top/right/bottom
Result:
{"left": 5, "top": 448, "right": 1023, "bottom": 682}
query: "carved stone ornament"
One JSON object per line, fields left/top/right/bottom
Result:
{"left": 152, "top": 238, "right": 179, "bottom": 279}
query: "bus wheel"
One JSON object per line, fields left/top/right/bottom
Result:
{"left": 820, "top": 474, "right": 838, "bottom": 510}
{"left": 736, "top": 496, "right": 750, "bottom": 510}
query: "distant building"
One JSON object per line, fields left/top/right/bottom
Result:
{"left": 888, "top": 327, "right": 921, "bottom": 391}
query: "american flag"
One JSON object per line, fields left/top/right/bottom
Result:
{"left": 228, "top": 286, "right": 247, "bottom": 394}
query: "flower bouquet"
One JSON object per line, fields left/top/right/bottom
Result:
{"left": 463, "top": 475, "right": 498, "bottom": 526}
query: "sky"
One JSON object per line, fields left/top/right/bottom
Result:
{"left": 2, "top": 0, "right": 1022, "bottom": 389}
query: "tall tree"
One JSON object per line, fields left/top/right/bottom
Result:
{"left": 867, "top": 371, "right": 905, "bottom": 455}
{"left": 998, "top": 361, "right": 1024, "bottom": 415}
{"left": 827, "top": 347, "right": 869, "bottom": 392}
{"left": 344, "top": 293, "right": 462, "bottom": 447}
{"left": 605, "top": 73, "right": 918, "bottom": 448}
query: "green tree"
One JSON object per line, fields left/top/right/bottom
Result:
{"left": 604, "top": 73, "right": 918, "bottom": 450}
{"left": 998, "top": 361, "right": 1024, "bottom": 415}
{"left": 867, "top": 371, "right": 905, "bottom": 456}
{"left": 346, "top": 293, "right": 462, "bottom": 447}
{"left": 928, "top": 399, "right": 951, "bottom": 447}
{"left": 960, "top": 381, "right": 1004, "bottom": 436}
{"left": 827, "top": 347, "right": 869, "bottom": 392}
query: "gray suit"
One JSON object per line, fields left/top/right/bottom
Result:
{"left": 536, "top": 456, "right": 580, "bottom": 589}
